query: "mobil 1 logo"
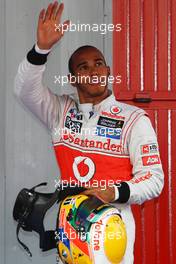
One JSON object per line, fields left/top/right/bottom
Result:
{"left": 97, "top": 116, "right": 124, "bottom": 129}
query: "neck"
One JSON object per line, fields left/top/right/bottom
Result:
{"left": 78, "top": 89, "right": 111, "bottom": 105}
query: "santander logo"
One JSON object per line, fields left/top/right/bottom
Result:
{"left": 73, "top": 156, "right": 95, "bottom": 182}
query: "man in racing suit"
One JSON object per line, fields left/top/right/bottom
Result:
{"left": 14, "top": 2, "right": 164, "bottom": 263}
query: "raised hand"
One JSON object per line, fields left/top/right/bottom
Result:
{"left": 37, "top": 1, "right": 69, "bottom": 50}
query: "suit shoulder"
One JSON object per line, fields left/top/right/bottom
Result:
{"left": 114, "top": 99, "right": 146, "bottom": 115}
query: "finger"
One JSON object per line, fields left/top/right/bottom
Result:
{"left": 85, "top": 190, "right": 106, "bottom": 203}
{"left": 59, "top": 20, "right": 70, "bottom": 36}
{"left": 38, "top": 9, "right": 45, "bottom": 26}
{"left": 50, "top": 1, "right": 58, "bottom": 20}
{"left": 55, "top": 3, "right": 64, "bottom": 23}
{"left": 95, "top": 194, "right": 106, "bottom": 203}
{"left": 62, "top": 20, "right": 70, "bottom": 30}
{"left": 82, "top": 187, "right": 100, "bottom": 193}
{"left": 81, "top": 190, "right": 92, "bottom": 195}
{"left": 44, "top": 3, "right": 53, "bottom": 21}
{"left": 82, "top": 189, "right": 106, "bottom": 202}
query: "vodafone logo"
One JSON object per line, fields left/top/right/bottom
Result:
{"left": 142, "top": 155, "right": 161, "bottom": 166}
{"left": 73, "top": 156, "right": 95, "bottom": 182}
{"left": 92, "top": 220, "right": 103, "bottom": 251}
{"left": 110, "top": 106, "right": 122, "bottom": 115}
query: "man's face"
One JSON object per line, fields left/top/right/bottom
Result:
{"left": 70, "top": 47, "right": 110, "bottom": 98}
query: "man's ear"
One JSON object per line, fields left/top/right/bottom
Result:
{"left": 107, "top": 66, "right": 111, "bottom": 76}
{"left": 68, "top": 73, "right": 77, "bottom": 87}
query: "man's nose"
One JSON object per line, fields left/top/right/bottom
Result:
{"left": 89, "top": 66, "right": 98, "bottom": 76}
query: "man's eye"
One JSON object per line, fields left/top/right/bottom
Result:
{"left": 96, "top": 61, "right": 104, "bottom": 67}
{"left": 79, "top": 65, "right": 89, "bottom": 71}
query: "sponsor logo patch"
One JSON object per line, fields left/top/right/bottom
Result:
{"left": 142, "top": 155, "right": 161, "bottom": 166}
{"left": 65, "top": 116, "right": 82, "bottom": 133}
{"left": 92, "top": 220, "right": 103, "bottom": 251}
{"left": 141, "top": 143, "right": 158, "bottom": 155}
{"left": 97, "top": 116, "right": 124, "bottom": 129}
{"left": 110, "top": 106, "right": 122, "bottom": 115}
{"left": 101, "top": 111, "right": 125, "bottom": 120}
{"left": 69, "top": 108, "right": 83, "bottom": 120}
{"left": 62, "top": 133, "right": 122, "bottom": 153}
{"left": 59, "top": 209, "right": 66, "bottom": 227}
{"left": 73, "top": 156, "right": 95, "bottom": 183}
{"left": 63, "top": 197, "right": 75, "bottom": 205}
{"left": 87, "top": 213, "right": 96, "bottom": 221}
{"left": 131, "top": 172, "right": 152, "bottom": 184}
{"left": 96, "top": 126, "right": 122, "bottom": 139}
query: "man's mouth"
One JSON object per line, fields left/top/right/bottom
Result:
{"left": 88, "top": 81, "right": 100, "bottom": 85}
{"left": 88, "top": 76, "right": 106, "bottom": 86}
{"left": 88, "top": 80, "right": 106, "bottom": 87}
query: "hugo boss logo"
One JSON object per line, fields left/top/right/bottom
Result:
{"left": 65, "top": 116, "right": 82, "bottom": 133}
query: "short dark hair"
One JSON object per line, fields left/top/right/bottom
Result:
{"left": 68, "top": 45, "right": 103, "bottom": 75}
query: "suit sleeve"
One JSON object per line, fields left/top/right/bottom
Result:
{"left": 115, "top": 115, "right": 164, "bottom": 205}
{"left": 14, "top": 45, "right": 67, "bottom": 131}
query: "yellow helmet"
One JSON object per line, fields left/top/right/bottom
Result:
{"left": 56, "top": 194, "right": 127, "bottom": 264}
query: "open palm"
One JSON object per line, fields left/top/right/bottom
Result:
{"left": 37, "top": 1, "right": 69, "bottom": 50}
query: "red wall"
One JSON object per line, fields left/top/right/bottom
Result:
{"left": 113, "top": 1, "right": 176, "bottom": 263}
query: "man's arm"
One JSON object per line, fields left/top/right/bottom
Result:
{"left": 117, "top": 115, "right": 164, "bottom": 205}
{"left": 82, "top": 115, "right": 164, "bottom": 204}
{"left": 14, "top": 46, "right": 62, "bottom": 131}
{"left": 14, "top": 2, "right": 70, "bottom": 130}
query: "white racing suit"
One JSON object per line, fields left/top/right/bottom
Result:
{"left": 14, "top": 46, "right": 164, "bottom": 264}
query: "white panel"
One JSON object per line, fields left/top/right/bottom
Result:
{"left": 0, "top": 0, "right": 5, "bottom": 263}
{"left": 4, "top": 0, "right": 112, "bottom": 263}
{"left": 104, "top": 0, "right": 113, "bottom": 90}
{"left": 5, "top": 1, "right": 60, "bottom": 262}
